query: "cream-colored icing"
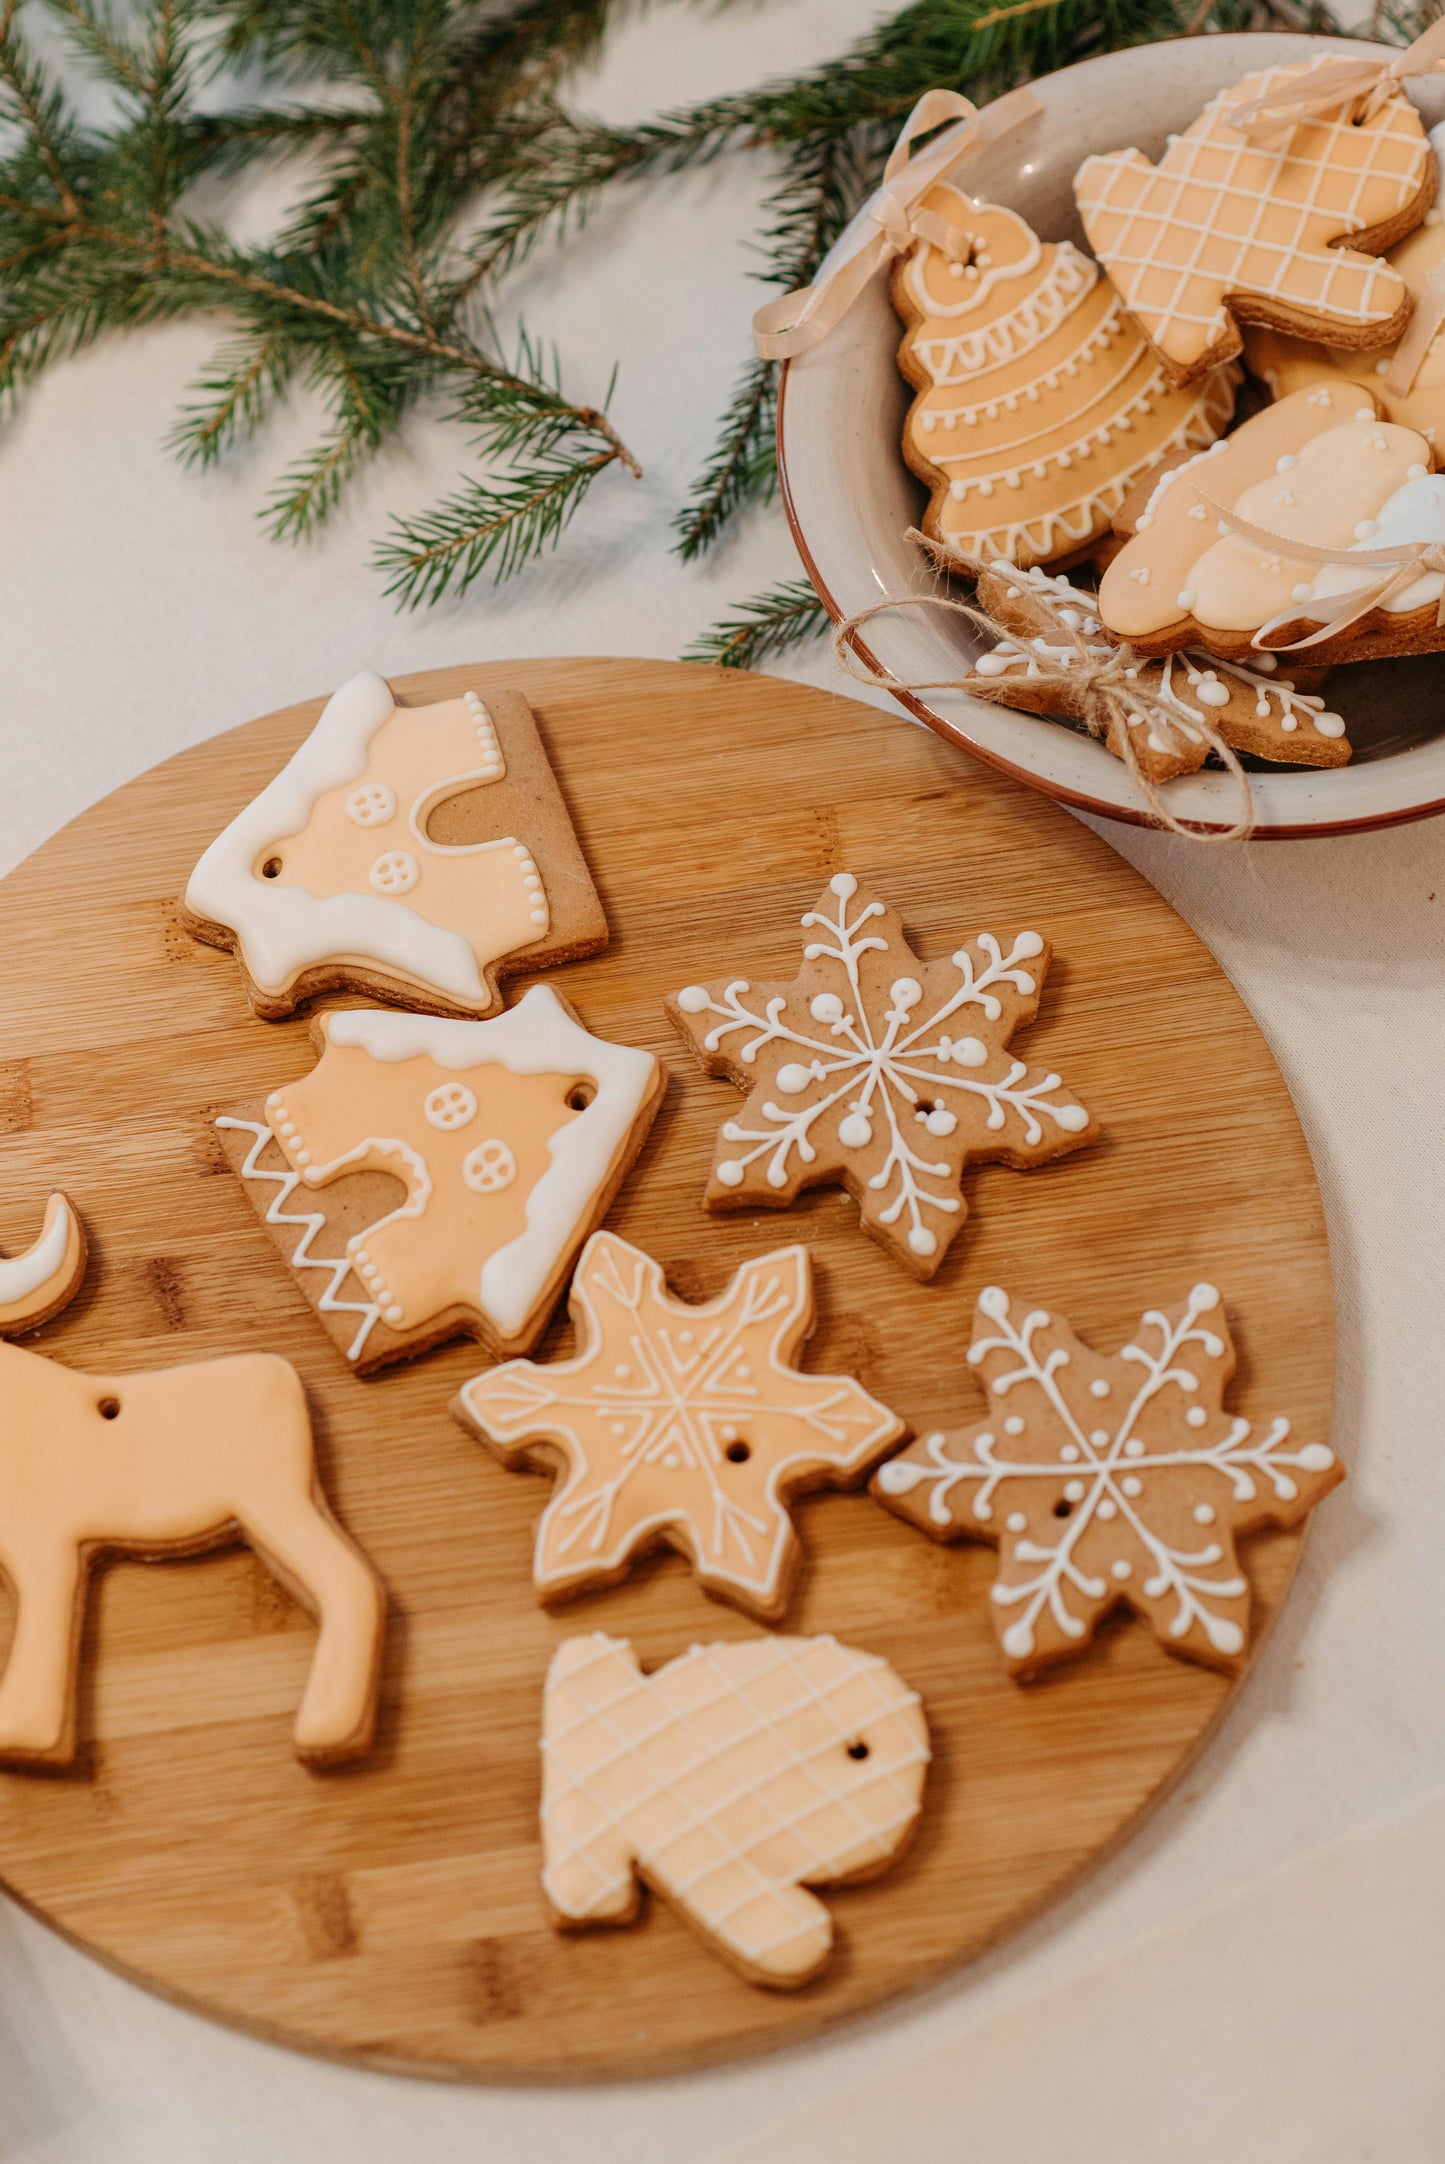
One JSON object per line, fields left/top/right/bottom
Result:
{"left": 539, "top": 1632, "right": 929, "bottom": 1984}
{"left": 876, "top": 1283, "right": 1341, "bottom": 1675}
{"left": 898, "top": 192, "right": 1237, "bottom": 565}
{"left": 1304, "top": 470, "right": 1445, "bottom": 612}
{"left": 458, "top": 1231, "right": 905, "bottom": 1617}
{"left": 223, "top": 985, "right": 662, "bottom": 1360}
{"left": 0, "top": 1194, "right": 83, "bottom": 1329}
{"left": 0, "top": 1258, "right": 384, "bottom": 1768}
{"left": 185, "top": 671, "right": 551, "bottom": 1011}
{"left": 1099, "top": 382, "right": 1410, "bottom": 638}
{"left": 1076, "top": 54, "right": 1432, "bottom": 373}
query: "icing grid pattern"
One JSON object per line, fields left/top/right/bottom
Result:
{"left": 461, "top": 1234, "right": 902, "bottom": 1609}
{"left": 937, "top": 371, "right": 1235, "bottom": 562}
{"left": 541, "top": 1635, "right": 929, "bottom": 1972}
{"left": 878, "top": 1285, "right": 1338, "bottom": 1667}
{"left": 1077, "top": 61, "right": 1427, "bottom": 358}
{"left": 216, "top": 1117, "right": 381, "bottom": 1362}
{"left": 914, "top": 247, "right": 1095, "bottom": 383}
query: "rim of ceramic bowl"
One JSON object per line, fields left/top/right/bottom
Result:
{"left": 777, "top": 31, "right": 1445, "bottom": 840}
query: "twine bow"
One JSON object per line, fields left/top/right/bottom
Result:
{"left": 1197, "top": 493, "right": 1445, "bottom": 650}
{"left": 830, "top": 542, "right": 1253, "bottom": 842}
{"left": 752, "top": 85, "right": 1043, "bottom": 362}
{"left": 1220, "top": 21, "right": 1445, "bottom": 145}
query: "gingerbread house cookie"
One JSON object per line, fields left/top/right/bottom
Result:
{"left": 183, "top": 671, "right": 607, "bottom": 1018}
{"left": 894, "top": 189, "right": 1237, "bottom": 567}
{"left": 216, "top": 986, "right": 665, "bottom": 1372}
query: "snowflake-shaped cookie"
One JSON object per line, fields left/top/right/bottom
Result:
{"left": 453, "top": 1230, "right": 906, "bottom": 1621}
{"left": 875, "top": 1284, "right": 1341, "bottom": 1675}
{"left": 666, "top": 873, "right": 1097, "bottom": 1279}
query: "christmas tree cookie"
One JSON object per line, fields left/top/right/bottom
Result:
{"left": 893, "top": 189, "right": 1237, "bottom": 568}
{"left": 183, "top": 670, "right": 607, "bottom": 1019}
{"left": 667, "top": 874, "right": 1097, "bottom": 1280}
{"left": 875, "top": 1282, "right": 1342, "bottom": 1677}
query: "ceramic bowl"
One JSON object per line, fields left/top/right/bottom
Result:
{"left": 778, "top": 32, "right": 1445, "bottom": 837}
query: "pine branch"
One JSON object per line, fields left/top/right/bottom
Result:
{"left": 686, "top": 578, "right": 830, "bottom": 669}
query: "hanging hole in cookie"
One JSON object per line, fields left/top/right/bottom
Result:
{"left": 1053, "top": 1497, "right": 1074, "bottom": 1518}
{"left": 566, "top": 1081, "right": 596, "bottom": 1112}
{"left": 261, "top": 857, "right": 282, "bottom": 879}
{"left": 845, "top": 1740, "right": 871, "bottom": 1761}
{"left": 725, "top": 1440, "right": 751, "bottom": 1464}
{"left": 97, "top": 1396, "right": 121, "bottom": 1420}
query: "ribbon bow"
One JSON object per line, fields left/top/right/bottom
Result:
{"left": 1198, "top": 493, "right": 1445, "bottom": 650}
{"left": 752, "top": 85, "right": 1043, "bottom": 362}
{"left": 1221, "top": 22, "right": 1445, "bottom": 145}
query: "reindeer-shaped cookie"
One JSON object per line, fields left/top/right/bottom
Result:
{"left": 0, "top": 1197, "right": 384, "bottom": 1769}
{"left": 540, "top": 1632, "right": 930, "bottom": 1986}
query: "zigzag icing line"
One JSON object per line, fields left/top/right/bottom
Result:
{"left": 914, "top": 248, "right": 1096, "bottom": 385}
{"left": 217, "top": 1116, "right": 381, "bottom": 1363}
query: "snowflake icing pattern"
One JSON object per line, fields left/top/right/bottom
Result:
{"left": 875, "top": 1283, "right": 1341, "bottom": 1673}
{"left": 454, "top": 1230, "right": 905, "bottom": 1620}
{"left": 669, "top": 874, "right": 1096, "bottom": 1278}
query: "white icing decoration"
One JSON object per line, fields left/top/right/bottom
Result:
{"left": 0, "top": 1195, "right": 76, "bottom": 1309}
{"left": 222, "top": 986, "right": 656, "bottom": 1352}
{"left": 463, "top": 1139, "right": 517, "bottom": 1193}
{"left": 424, "top": 1083, "right": 477, "bottom": 1131}
{"left": 345, "top": 783, "right": 396, "bottom": 827}
{"left": 370, "top": 849, "right": 419, "bottom": 896}
{"left": 184, "top": 670, "right": 533, "bottom": 1008}
{"left": 1302, "top": 473, "right": 1445, "bottom": 617}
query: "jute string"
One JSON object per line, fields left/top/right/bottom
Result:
{"left": 830, "top": 544, "right": 1254, "bottom": 843}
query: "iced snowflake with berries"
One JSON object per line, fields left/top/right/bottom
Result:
{"left": 454, "top": 1230, "right": 905, "bottom": 1620}
{"left": 875, "top": 1283, "right": 1341, "bottom": 1674}
{"left": 667, "top": 874, "right": 1096, "bottom": 1280}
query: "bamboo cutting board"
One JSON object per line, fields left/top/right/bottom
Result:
{"left": 0, "top": 658, "right": 1333, "bottom": 2080}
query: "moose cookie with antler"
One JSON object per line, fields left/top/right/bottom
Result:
{"left": 183, "top": 670, "right": 607, "bottom": 1018}
{"left": 893, "top": 189, "right": 1237, "bottom": 568}
{"left": 1097, "top": 381, "right": 1445, "bottom": 664}
{"left": 1075, "top": 51, "right": 1437, "bottom": 385}
{"left": 667, "top": 873, "right": 1097, "bottom": 1279}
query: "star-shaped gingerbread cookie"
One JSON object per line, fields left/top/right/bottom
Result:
{"left": 874, "top": 1283, "right": 1342, "bottom": 1676}
{"left": 453, "top": 1230, "right": 906, "bottom": 1620}
{"left": 666, "top": 873, "right": 1098, "bottom": 1279}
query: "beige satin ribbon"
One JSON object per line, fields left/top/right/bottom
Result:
{"left": 1197, "top": 492, "right": 1445, "bottom": 649}
{"left": 1221, "top": 21, "right": 1445, "bottom": 145}
{"left": 752, "top": 85, "right": 1043, "bottom": 362}
{"left": 1386, "top": 254, "right": 1445, "bottom": 397}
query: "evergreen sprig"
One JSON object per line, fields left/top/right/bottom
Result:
{"left": 0, "top": 0, "right": 644, "bottom": 585}
{"left": 684, "top": 578, "right": 830, "bottom": 669}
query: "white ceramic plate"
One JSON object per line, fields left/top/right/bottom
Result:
{"left": 778, "top": 32, "right": 1445, "bottom": 837}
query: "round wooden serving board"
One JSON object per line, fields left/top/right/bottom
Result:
{"left": 0, "top": 658, "right": 1333, "bottom": 2081}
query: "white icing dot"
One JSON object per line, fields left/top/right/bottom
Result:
{"left": 384, "top": 1304, "right": 404, "bottom": 1325}
{"left": 1186, "top": 1406, "right": 1208, "bottom": 1428}
{"left": 1275, "top": 454, "right": 1296, "bottom": 472}
{"left": 1061, "top": 1443, "right": 1080, "bottom": 1462}
{"left": 1315, "top": 712, "right": 1346, "bottom": 738}
{"left": 1297, "top": 1444, "right": 1335, "bottom": 1471}
{"left": 1054, "top": 1106, "right": 1090, "bottom": 1133}
{"left": 1124, "top": 1438, "right": 1145, "bottom": 1459}
{"left": 676, "top": 985, "right": 710, "bottom": 1013}
{"left": 1064, "top": 1479, "right": 1086, "bottom": 1502}
{"left": 1122, "top": 1475, "right": 1143, "bottom": 1497}
{"left": 776, "top": 1063, "right": 812, "bottom": 1095}
{"left": 829, "top": 872, "right": 857, "bottom": 899}
{"left": 838, "top": 1112, "right": 873, "bottom": 1149}
{"left": 1354, "top": 407, "right": 1375, "bottom": 421}
{"left": 1409, "top": 463, "right": 1428, "bottom": 481}
{"left": 1191, "top": 1282, "right": 1219, "bottom": 1311}
{"left": 1097, "top": 1497, "right": 1117, "bottom": 1520}
{"left": 907, "top": 1225, "right": 938, "bottom": 1257}
{"left": 1112, "top": 1559, "right": 1131, "bottom": 1580}
{"left": 1090, "top": 1428, "right": 1109, "bottom": 1445}
{"left": 1177, "top": 589, "right": 1196, "bottom": 610}
{"left": 1090, "top": 1378, "right": 1110, "bottom": 1398}
{"left": 810, "top": 992, "right": 845, "bottom": 1023}
{"left": 716, "top": 1160, "right": 745, "bottom": 1187}
{"left": 1004, "top": 1416, "right": 1025, "bottom": 1436}
{"left": 369, "top": 849, "right": 419, "bottom": 896}
{"left": 1006, "top": 1512, "right": 1027, "bottom": 1532}
{"left": 1194, "top": 1503, "right": 1216, "bottom": 1525}
{"left": 923, "top": 1107, "right": 957, "bottom": 1137}
{"left": 1196, "top": 680, "right": 1229, "bottom": 708}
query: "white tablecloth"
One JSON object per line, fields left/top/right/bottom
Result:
{"left": 2, "top": 4, "right": 1438, "bottom": 2156}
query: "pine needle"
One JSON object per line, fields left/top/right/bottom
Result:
{"left": 686, "top": 579, "right": 830, "bottom": 669}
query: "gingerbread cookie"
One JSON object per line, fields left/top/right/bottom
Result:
{"left": 1075, "top": 53, "right": 1435, "bottom": 384}
{"left": 971, "top": 563, "right": 1350, "bottom": 776}
{"left": 539, "top": 1631, "right": 929, "bottom": 1986}
{"left": 892, "top": 188, "right": 1238, "bottom": 567}
{"left": 1245, "top": 184, "right": 1445, "bottom": 448}
{"left": 217, "top": 985, "right": 664, "bottom": 1372}
{"left": 1097, "top": 382, "right": 1438, "bottom": 661}
{"left": 0, "top": 1192, "right": 87, "bottom": 1334}
{"left": 183, "top": 670, "right": 606, "bottom": 1019}
{"left": 666, "top": 873, "right": 1096, "bottom": 1280}
{"left": 875, "top": 1282, "right": 1341, "bottom": 1677}
{"left": 455, "top": 1231, "right": 905, "bottom": 1620}
{"left": 0, "top": 1203, "right": 384, "bottom": 1768}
